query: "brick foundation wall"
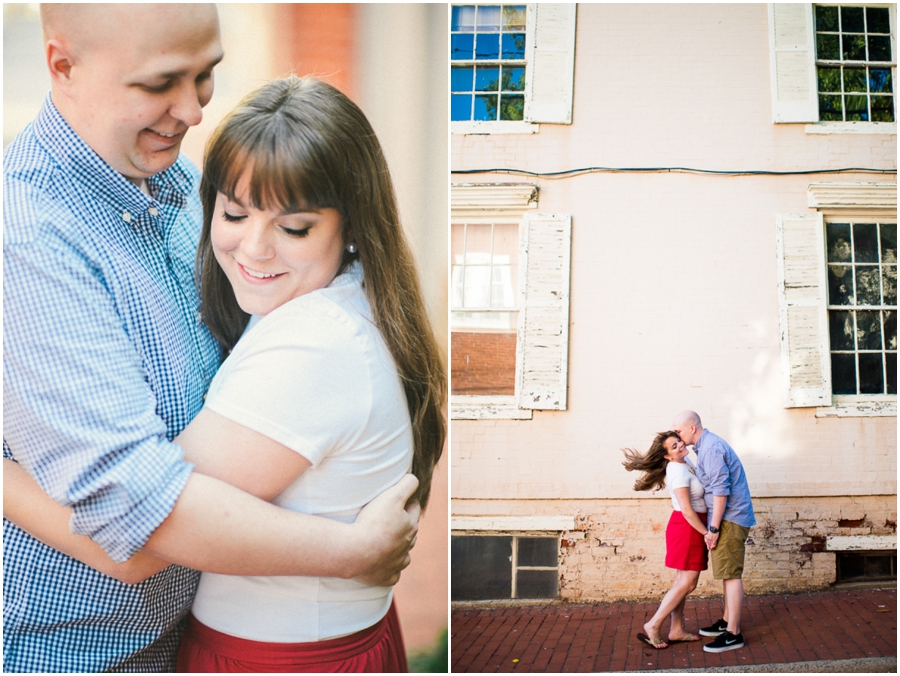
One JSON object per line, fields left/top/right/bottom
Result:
{"left": 554, "top": 495, "right": 896, "bottom": 602}
{"left": 451, "top": 332, "right": 517, "bottom": 395}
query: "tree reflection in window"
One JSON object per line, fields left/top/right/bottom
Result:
{"left": 815, "top": 5, "right": 894, "bottom": 122}
{"left": 826, "top": 222, "right": 897, "bottom": 395}
{"left": 451, "top": 5, "right": 527, "bottom": 121}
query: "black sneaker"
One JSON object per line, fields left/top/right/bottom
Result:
{"left": 698, "top": 618, "right": 728, "bottom": 636}
{"left": 703, "top": 630, "right": 744, "bottom": 653}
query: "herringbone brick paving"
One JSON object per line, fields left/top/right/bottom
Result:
{"left": 451, "top": 588, "right": 896, "bottom": 672}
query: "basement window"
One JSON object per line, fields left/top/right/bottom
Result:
{"left": 836, "top": 550, "right": 897, "bottom": 582}
{"left": 451, "top": 534, "right": 558, "bottom": 601}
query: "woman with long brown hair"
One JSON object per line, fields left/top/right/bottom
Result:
{"left": 623, "top": 431, "right": 708, "bottom": 650}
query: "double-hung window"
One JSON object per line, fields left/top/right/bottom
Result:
{"left": 450, "top": 3, "right": 577, "bottom": 133}
{"left": 451, "top": 5, "right": 527, "bottom": 122}
{"left": 815, "top": 5, "right": 894, "bottom": 122}
{"left": 768, "top": 4, "right": 897, "bottom": 129}
{"left": 776, "top": 183, "right": 897, "bottom": 416}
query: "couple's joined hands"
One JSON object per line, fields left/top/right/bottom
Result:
{"left": 704, "top": 531, "right": 719, "bottom": 551}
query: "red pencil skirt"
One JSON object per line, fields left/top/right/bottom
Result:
{"left": 664, "top": 510, "right": 709, "bottom": 571}
{"left": 176, "top": 601, "right": 408, "bottom": 673}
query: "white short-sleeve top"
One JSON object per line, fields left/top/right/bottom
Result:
{"left": 666, "top": 459, "right": 706, "bottom": 514}
{"left": 189, "top": 262, "right": 413, "bottom": 643}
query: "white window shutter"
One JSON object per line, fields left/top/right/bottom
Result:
{"left": 516, "top": 213, "right": 571, "bottom": 410}
{"left": 524, "top": 4, "right": 576, "bottom": 124}
{"left": 776, "top": 212, "right": 832, "bottom": 407}
{"left": 768, "top": 3, "right": 818, "bottom": 123}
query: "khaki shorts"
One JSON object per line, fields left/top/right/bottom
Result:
{"left": 710, "top": 520, "right": 750, "bottom": 580}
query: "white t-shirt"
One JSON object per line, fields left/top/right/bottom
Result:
{"left": 190, "top": 262, "right": 413, "bottom": 642}
{"left": 666, "top": 459, "right": 706, "bottom": 514}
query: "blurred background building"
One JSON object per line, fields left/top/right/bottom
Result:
{"left": 3, "top": 3, "right": 448, "bottom": 667}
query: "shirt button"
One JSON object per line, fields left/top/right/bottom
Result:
{"left": 197, "top": 311, "right": 203, "bottom": 324}
{"left": 148, "top": 206, "right": 159, "bottom": 216}
{"left": 122, "top": 211, "right": 132, "bottom": 223}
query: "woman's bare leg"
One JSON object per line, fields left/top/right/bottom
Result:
{"left": 643, "top": 570, "right": 700, "bottom": 643}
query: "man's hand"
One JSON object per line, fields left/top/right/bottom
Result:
{"left": 351, "top": 474, "right": 421, "bottom": 587}
{"left": 705, "top": 531, "right": 719, "bottom": 550}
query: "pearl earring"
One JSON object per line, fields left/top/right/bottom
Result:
{"left": 347, "top": 243, "right": 358, "bottom": 254}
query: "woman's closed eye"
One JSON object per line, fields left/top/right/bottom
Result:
{"left": 281, "top": 225, "right": 312, "bottom": 238}
{"left": 221, "top": 210, "right": 246, "bottom": 223}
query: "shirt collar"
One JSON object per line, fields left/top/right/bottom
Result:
{"left": 32, "top": 95, "right": 195, "bottom": 234}
{"left": 694, "top": 428, "right": 710, "bottom": 452}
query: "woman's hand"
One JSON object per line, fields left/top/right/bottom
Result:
{"left": 350, "top": 474, "right": 420, "bottom": 587}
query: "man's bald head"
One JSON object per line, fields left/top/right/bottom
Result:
{"left": 672, "top": 410, "right": 703, "bottom": 446}
{"left": 40, "top": 3, "right": 223, "bottom": 183}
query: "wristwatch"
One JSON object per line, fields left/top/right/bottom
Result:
{"left": 708, "top": 525, "right": 719, "bottom": 534}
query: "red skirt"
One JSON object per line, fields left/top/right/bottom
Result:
{"left": 176, "top": 601, "right": 408, "bottom": 673}
{"left": 665, "top": 510, "right": 708, "bottom": 571}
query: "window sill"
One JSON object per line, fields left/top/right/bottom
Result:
{"left": 452, "top": 121, "right": 540, "bottom": 135}
{"left": 815, "top": 397, "right": 896, "bottom": 417}
{"left": 805, "top": 121, "right": 897, "bottom": 135}
{"left": 451, "top": 395, "right": 533, "bottom": 420}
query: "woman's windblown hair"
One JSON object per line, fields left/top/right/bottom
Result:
{"left": 196, "top": 76, "right": 446, "bottom": 508}
{"left": 621, "top": 431, "right": 680, "bottom": 492}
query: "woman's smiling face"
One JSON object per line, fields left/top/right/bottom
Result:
{"left": 211, "top": 172, "right": 345, "bottom": 316}
{"left": 663, "top": 436, "right": 688, "bottom": 463}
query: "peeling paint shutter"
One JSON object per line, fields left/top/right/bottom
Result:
{"left": 516, "top": 214, "right": 571, "bottom": 410}
{"left": 524, "top": 4, "right": 576, "bottom": 125}
{"left": 768, "top": 3, "right": 818, "bottom": 123}
{"left": 776, "top": 213, "right": 831, "bottom": 407}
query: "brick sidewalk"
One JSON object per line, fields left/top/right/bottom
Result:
{"left": 451, "top": 588, "right": 896, "bottom": 672}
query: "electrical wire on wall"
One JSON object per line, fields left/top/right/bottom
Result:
{"left": 450, "top": 166, "right": 897, "bottom": 180}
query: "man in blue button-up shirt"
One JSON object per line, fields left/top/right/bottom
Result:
{"left": 673, "top": 410, "right": 755, "bottom": 655}
{"left": 4, "top": 5, "right": 418, "bottom": 672}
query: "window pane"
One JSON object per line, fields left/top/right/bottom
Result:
{"left": 887, "top": 352, "right": 897, "bottom": 395}
{"left": 451, "top": 33, "right": 474, "bottom": 60}
{"left": 502, "top": 66, "right": 526, "bottom": 92}
{"left": 829, "top": 266, "right": 854, "bottom": 305}
{"left": 886, "top": 311, "right": 897, "bottom": 350}
{"left": 842, "top": 34, "right": 866, "bottom": 61}
{"left": 844, "top": 94, "right": 869, "bottom": 121}
{"left": 857, "top": 266, "right": 881, "bottom": 305}
{"left": 831, "top": 353, "right": 857, "bottom": 394}
{"left": 452, "top": 5, "right": 476, "bottom": 32}
{"left": 451, "top": 536, "right": 512, "bottom": 600}
{"left": 451, "top": 66, "right": 474, "bottom": 92}
{"left": 871, "top": 96, "right": 895, "bottom": 122}
{"left": 816, "top": 5, "right": 838, "bottom": 32}
{"left": 866, "top": 7, "right": 891, "bottom": 34}
{"left": 475, "top": 33, "right": 500, "bottom": 60}
{"left": 517, "top": 537, "right": 557, "bottom": 567}
{"left": 499, "top": 95, "right": 524, "bottom": 121}
{"left": 517, "top": 569, "right": 558, "bottom": 599}
{"left": 475, "top": 66, "right": 500, "bottom": 91}
{"left": 503, "top": 5, "right": 527, "bottom": 31}
{"left": 819, "top": 94, "right": 843, "bottom": 120}
{"left": 882, "top": 224, "right": 897, "bottom": 263}
{"left": 844, "top": 68, "right": 867, "bottom": 92}
{"left": 817, "top": 34, "right": 840, "bottom": 60}
{"left": 854, "top": 223, "right": 879, "bottom": 262}
{"left": 869, "top": 69, "right": 892, "bottom": 93}
{"left": 841, "top": 6, "right": 865, "bottom": 33}
{"left": 830, "top": 311, "right": 855, "bottom": 351}
{"left": 502, "top": 33, "right": 526, "bottom": 59}
{"left": 474, "top": 94, "right": 498, "bottom": 121}
{"left": 451, "top": 94, "right": 472, "bottom": 121}
{"left": 827, "top": 223, "right": 852, "bottom": 262}
{"left": 858, "top": 353, "right": 884, "bottom": 393}
{"left": 883, "top": 266, "right": 897, "bottom": 305}
{"left": 868, "top": 36, "right": 892, "bottom": 62}
{"left": 476, "top": 5, "right": 501, "bottom": 31}
{"left": 818, "top": 66, "right": 842, "bottom": 92}
{"left": 856, "top": 311, "right": 882, "bottom": 350}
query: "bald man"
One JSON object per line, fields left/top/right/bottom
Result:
{"left": 4, "top": 5, "right": 417, "bottom": 672}
{"left": 672, "top": 411, "right": 755, "bottom": 653}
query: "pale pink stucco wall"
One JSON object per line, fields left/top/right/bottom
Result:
{"left": 451, "top": 4, "right": 896, "bottom": 510}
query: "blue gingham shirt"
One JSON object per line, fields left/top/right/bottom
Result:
{"left": 3, "top": 96, "right": 221, "bottom": 672}
{"left": 693, "top": 429, "right": 756, "bottom": 529}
